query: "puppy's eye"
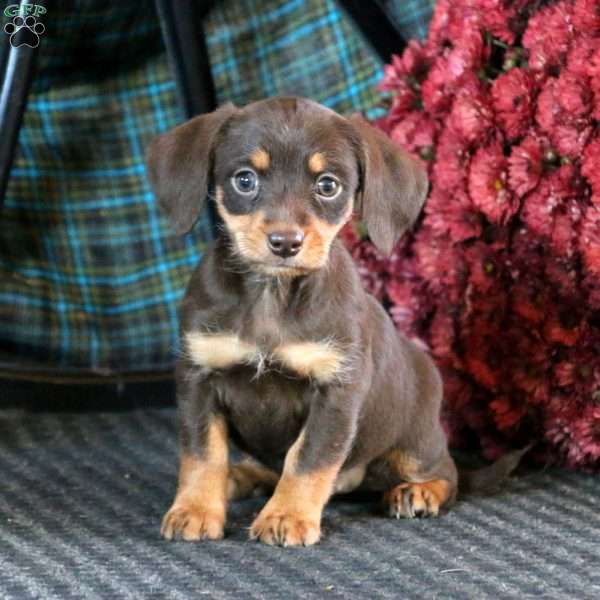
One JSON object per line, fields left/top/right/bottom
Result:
{"left": 315, "top": 174, "right": 341, "bottom": 199}
{"left": 232, "top": 169, "right": 259, "bottom": 195}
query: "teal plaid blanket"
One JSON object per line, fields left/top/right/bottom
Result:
{"left": 0, "top": 0, "right": 433, "bottom": 376}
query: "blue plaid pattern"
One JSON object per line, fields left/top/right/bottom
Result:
{"left": 0, "top": 0, "right": 433, "bottom": 376}
{"left": 204, "top": 0, "right": 387, "bottom": 119}
{"left": 377, "top": 0, "right": 435, "bottom": 40}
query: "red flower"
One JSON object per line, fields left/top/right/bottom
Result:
{"left": 548, "top": 405, "right": 600, "bottom": 468}
{"left": 449, "top": 81, "right": 494, "bottom": 145}
{"left": 387, "top": 277, "right": 422, "bottom": 335}
{"left": 432, "top": 128, "right": 470, "bottom": 190}
{"left": 508, "top": 136, "right": 543, "bottom": 196}
{"left": 585, "top": 46, "right": 600, "bottom": 117}
{"left": 556, "top": 72, "right": 592, "bottom": 119}
{"left": 543, "top": 307, "right": 582, "bottom": 347}
{"left": 555, "top": 361, "right": 576, "bottom": 387}
{"left": 480, "top": 0, "right": 519, "bottom": 44}
{"left": 464, "top": 241, "right": 504, "bottom": 295}
{"left": 468, "top": 141, "right": 518, "bottom": 224}
{"left": 580, "top": 205, "right": 600, "bottom": 276}
{"left": 381, "top": 42, "right": 429, "bottom": 91}
{"left": 521, "top": 166, "right": 578, "bottom": 238}
{"left": 426, "top": 188, "right": 483, "bottom": 243}
{"left": 567, "top": 36, "right": 600, "bottom": 78}
{"left": 552, "top": 125, "right": 593, "bottom": 158}
{"left": 351, "top": 0, "right": 600, "bottom": 471}
{"left": 390, "top": 112, "right": 438, "bottom": 154}
{"left": 341, "top": 221, "right": 389, "bottom": 300}
{"left": 429, "top": 307, "right": 456, "bottom": 362}
{"left": 536, "top": 78, "right": 560, "bottom": 132}
{"left": 490, "top": 395, "right": 528, "bottom": 431}
{"left": 522, "top": 1, "right": 574, "bottom": 73}
{"left": 511, "top": 282, "right": 546, "bottom": 325}
{"left": 421, "top": 29, "right": 485, "bottom": 115}
{"left": 582, "top": 136, "right": 600, "bottom": 196}
{"left": 572, "top": 0, "right": 600, "bottom": 37}
{"left": 492, "top": 68, "right": 535, "bottom": 140}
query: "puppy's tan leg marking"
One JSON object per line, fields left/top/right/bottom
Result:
{"left": 185, "top": 331, "right": 258, "bottom": 370}
{"left": 274, "top": 341, "right": 346, "bottom": 383}
{"left": 227, "top": 460, "right": 279, "bottom": 500}
{"left": 384, "top": 479, "right": 451, "bottom": 519}
{"left": 250, "top": 431, "right": 341, "bottom": 546}
{"left": 161, "top": 416, "right": 229, "bottom": 541}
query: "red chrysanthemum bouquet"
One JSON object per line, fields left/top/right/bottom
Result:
{"left": 344, "top": 0, "right": 600, "bottom": 469}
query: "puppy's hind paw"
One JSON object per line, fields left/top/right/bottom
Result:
{"left": 384, "top": 480, "right": 451, "bottom": 519}
{"left": 161, "top": 504, "right": 225, "bottom": 541}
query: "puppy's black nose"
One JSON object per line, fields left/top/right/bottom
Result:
{"left": 267, "top": 230, "right": 304, "bottom": 258}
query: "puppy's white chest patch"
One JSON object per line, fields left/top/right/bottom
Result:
{"left": 185, "top": 332, "right": 261, "bottom": 370}
{"left": 273, "top": 341, "right": 346, "bottom": 384}
{"left": 185, "top": 332, "right": 346, "bottom": 383}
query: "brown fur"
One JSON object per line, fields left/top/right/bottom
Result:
{"left": 250, "top": 431, "right": 341, "bottom": 546}
{"left": 147, "top": 97, "right": 458, "bottom": 548}
{"left": 161, "top": 417, "right": 229, "bottom": 541}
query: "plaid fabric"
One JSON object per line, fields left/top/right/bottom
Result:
{"left": 377, "top": 0, "right": 435, "bottom": 41}
{"left": 0, "top": 0, "right": 431, "bottom": 375}
{"left": 205, "top": 0, "right": 385, "bottom": 119}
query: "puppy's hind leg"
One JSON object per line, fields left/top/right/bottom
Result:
{"left": 382, "top": 448, "right": 458, "bottom": 519}
{"left": 380, "top": 344, "right": 458, "bottom": 518}
{"left": 227, "top": 459, "right": 279, "bottom": 500}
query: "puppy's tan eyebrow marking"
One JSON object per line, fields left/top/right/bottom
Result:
{"left": 249, "top": 148, "right": 270, "bottom": 171}
{"left": 308, "top": 152, "right": 327, "bottom": 173}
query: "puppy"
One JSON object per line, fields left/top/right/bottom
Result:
{"left": 147, "top": 97, "right": 458, "bottom": 547}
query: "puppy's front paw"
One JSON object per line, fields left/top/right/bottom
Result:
{"left": 161, "top": 504, "right": 225, "bottom": 541}
{"left": 384, "top": 482, "right": 444, "bottom": 519}
{"left": 250, "top": 510, "right": 320, "bottom": 547}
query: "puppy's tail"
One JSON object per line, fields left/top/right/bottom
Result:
{"left": 458, "top": 444, "right": 533, "bottom": 495}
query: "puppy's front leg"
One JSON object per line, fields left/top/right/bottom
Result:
{"left": 161, "top": 375, "right": 229, "bottom": 541}
{"left": 250, "top": 389, "right": 358, "bottom": 547}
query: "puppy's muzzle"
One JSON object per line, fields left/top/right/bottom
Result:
{"left": 267, "top": 230, "right": 304, "bottom": 258}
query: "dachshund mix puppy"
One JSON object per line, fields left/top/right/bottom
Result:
{"left": 147, "top": 97, "right": 458, "bottom": 547}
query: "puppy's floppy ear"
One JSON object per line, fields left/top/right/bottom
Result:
{"left": 146, "top": 103, "right": 237, "bottom": 235}
{"left": 349, "top": 114, "right": 428, "bottom": 255}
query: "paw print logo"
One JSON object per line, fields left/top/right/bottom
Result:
{"left": 4, "top": 15, "right": 45, "bottom": 48}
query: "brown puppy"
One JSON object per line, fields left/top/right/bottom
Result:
{"left": 147, "top": 97, "right": 457, "bottom": 547}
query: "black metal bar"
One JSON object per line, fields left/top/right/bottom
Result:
{"left": 154, "top": 0, "right": 219, "bottom": 235}
{"left": 154, "top": 0, "right": 217, "bottom": 118}
{"left": 336, "top": 0, "right": 407, "bottom": 62}
{"left": 0, "top": 0, "right": 46, "bottom": 209}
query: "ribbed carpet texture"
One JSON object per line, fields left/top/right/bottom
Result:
{"left": 0, "top": 405, "right": 598, "bottom": 599}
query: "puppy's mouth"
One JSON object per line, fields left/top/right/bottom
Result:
{"left": 251, "top": 258, "right": 314, "bottom": 276}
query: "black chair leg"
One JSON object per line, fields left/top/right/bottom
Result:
{"left": 0, "top": 1, "right": 46, "bottom": 209}
{"left": 154, "top": 0, "right": 218, "bottom": 233}
{"left": 336, "top": 0, "right": 407, "bottom": 62}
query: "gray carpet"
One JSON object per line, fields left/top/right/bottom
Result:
{"left": 0, "top": 405, "right": 599, "bottom": 599}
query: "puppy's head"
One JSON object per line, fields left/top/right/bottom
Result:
{"left": 147, "top": 97, "right": 428, "bottom": 275}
